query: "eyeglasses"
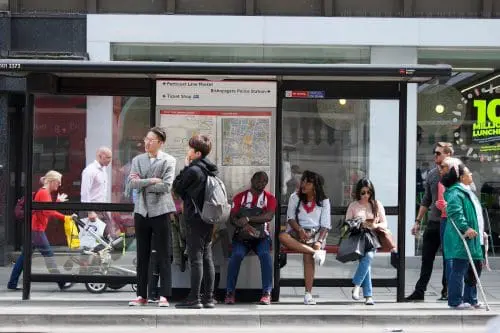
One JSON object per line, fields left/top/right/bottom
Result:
{"left": 144, "top": 137, "right": 160, "bottom": 144}
{"left": 434, "top": 151, "right": 442, "bottom": 156}
{"left": 360, "top": 190, "right": 371, "bottom": 196}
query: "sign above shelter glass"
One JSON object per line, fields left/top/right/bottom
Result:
{"left": 156, "top": 80, "right": 277, "bottom": 108}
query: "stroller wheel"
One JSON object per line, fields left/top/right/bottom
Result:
{"left": 85, "top": 270, "right": 108, "bottom": 294}
{"left": 85, "top": 281, "right": 108, "bottom": 294}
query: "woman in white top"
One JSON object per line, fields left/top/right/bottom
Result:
{"left": 345, "top": 178, "right": 387, "bottom": 305}
{"left": 279, "top": 170, "right": 331, "bottom": 305}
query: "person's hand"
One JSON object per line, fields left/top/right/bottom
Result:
{"left": 57, "top": 193, "right": 68, "bottom": 202}
{"left": 243, "top": 224, "right": 257, "bottom": 237}
{"left": 411, "top": 223, "right": 420, "bottom": 236}
{"left": 464, "top": 228, "right": 478, "bottom": 239}
{"left": 149, "top": 178, "right": 162, "bottom": 184}
{"left": 184, "top": 155, "right": 191, "bottom": 167}
{"left": 298, "top": 228, "right": 309, "bottom": 242}
{"left": 235, "top": 217, "right": 248, "bottom": 228}
{"left": 129, "top": 173, "right": 140, "bottom": 180}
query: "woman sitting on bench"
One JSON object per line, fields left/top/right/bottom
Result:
{"left": 279, "top": 170, "right": 331, "bottom": 305}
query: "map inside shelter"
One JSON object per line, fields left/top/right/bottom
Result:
{"left": 159, "top": 111, "right": 217, "bottom": 173}
{"left": 222, "top": 117, "right": 270, "bottom": 166}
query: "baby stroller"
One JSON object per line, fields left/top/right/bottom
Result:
{"left": 64, "top": 216, "right": 137, "bottom": 294}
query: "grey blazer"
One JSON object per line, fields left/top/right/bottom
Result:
{"left": 127, "top": 151, "right": 176, "bottom": 218}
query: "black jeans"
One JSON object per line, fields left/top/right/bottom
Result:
{"left": 134, "top": 213, "right": 172, "bottom": 298}
{"left": 415, "top": 220, "right": 447, "bottom": 295}
{"left": 186, "top": 216, "right": 215, "bottom": 302}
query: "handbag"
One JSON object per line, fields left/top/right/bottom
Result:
{"left": 233, "top": 206, "right": 266, "bottom": 241}
{"left": 336, "top": 232, "right": 365, "bottom": 263}
{"left": 375, "top": 228, "right": 396, "bottom": 252}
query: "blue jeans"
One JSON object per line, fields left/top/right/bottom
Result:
{"left": 447, "top": 258, "right": 469, "bottom": 307}
{"left": 464, "top": 260, "right": 482, "bottom": 306}
{"left": 352, "top": 250, "right": 375, "bottom": 297}
{"left": 8, "top": 231, "right": 60, "bottom": 288}
{"left": 226, "top": 237, "right": 273, "bottom": 294}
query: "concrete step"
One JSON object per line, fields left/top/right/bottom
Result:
{"left": 0, "top": 301, "right": 498, "bottom": 330}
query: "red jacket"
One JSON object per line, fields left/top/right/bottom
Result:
{"left": 32, "top": 188, "right": 65, "bottom": 232}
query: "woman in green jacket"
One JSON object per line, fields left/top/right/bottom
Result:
{"left": 442, "top": 162, "right": 484, "bottom": 310}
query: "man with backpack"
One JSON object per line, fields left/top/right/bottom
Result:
{"left": 173, "top": 134, "right": 222, "bottom": 309}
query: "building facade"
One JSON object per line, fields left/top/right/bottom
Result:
{"left": 1, "top": 1, "right": 500, "bottom": 277}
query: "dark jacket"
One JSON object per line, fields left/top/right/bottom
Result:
{"left": 172, "top": 157, "right": 218, "bottom": 222}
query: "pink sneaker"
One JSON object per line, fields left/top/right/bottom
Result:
{"left": 158, "top": 296, "right": 169, "bottom": 307}
{"left": 224, "top": 293, "right": 235, "bottom": 305}
{"left": 129, "top": 296, "right": 147, "bottom": 306}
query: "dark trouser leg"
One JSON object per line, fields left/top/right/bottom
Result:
{"left": 201, "top": 224, "right": 215, "bottom": 301}
{"left": 414, "top": 222, "right": 441, "bottom": 295}
{"left": 464, "top": 259, "right": 483, "bottom": 306}
{"left": 135, "top": 213, "right": 153, "bottom": 299}
{"left": 147, "top": 249, "right": 159, "bottom": 300}
{"left": 187, "top": 218, "right": 214, "bottom": 302}
{"left": 8, "top": 253, "right": 24, "bottom": 288}
{"left": 151, "top": 213, "right": 172, "bottom": 298}
{"left": 440, "top": 219, "right": 448, "bottom": 296}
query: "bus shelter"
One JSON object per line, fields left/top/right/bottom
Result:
{"left": 0, "top": 59, "right": 451, "bottom": 302}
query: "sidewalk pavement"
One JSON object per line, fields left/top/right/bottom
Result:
{"left": 0, "top": 262, "right": 499, "bottom": 331}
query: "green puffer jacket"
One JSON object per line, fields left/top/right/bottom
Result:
{"left": 443, "top": 183, "right": 483, "bottom": 261}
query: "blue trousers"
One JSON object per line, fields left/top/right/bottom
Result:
{"left": 8, "top": 231, "right": 60, "bottom": 289}
{"left": 226, "top": 237, "right": 273, "bottom": 294}
{"left": 352, "top": 250, "right": 375, "bottom": 297}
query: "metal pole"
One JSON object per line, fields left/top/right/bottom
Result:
{"left": 150, "top": 79, "right": 156, "bottom": 127}
{"left": 272, "top": 80, "right": 282, "bottom": 302}
{"left": 22, "top": 93, "right": 34, "bottom": 300}
{"left": 396, "top": 82, "right": 408, "bottom": 302}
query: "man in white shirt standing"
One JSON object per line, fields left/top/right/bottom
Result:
{"left": 81, "top": 147, "right": 112, "bottom": 203}
{"left": 81, "top": 147, "right": 114, "bottom": 236}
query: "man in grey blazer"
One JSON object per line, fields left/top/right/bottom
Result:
{"left": 127, "top": 127, "right": 176, "bottom": 308}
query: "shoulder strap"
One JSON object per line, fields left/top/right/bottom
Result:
{"left": 295, "top": 197, "right": 301, "bottom": 223}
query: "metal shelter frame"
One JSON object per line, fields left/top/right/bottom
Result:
{"left": 0, "top": 59, "right": 452, "bottom": 301}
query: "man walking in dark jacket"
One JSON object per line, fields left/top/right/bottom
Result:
{"left": 406, "top": 142, "right": 453, "bottom": 302}
{"left": 173, "top": 134, "right": 217, "bottom": 309}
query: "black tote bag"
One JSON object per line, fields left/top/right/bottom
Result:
{"left": 336, "top": 233, "right": 365, "bottom": 263}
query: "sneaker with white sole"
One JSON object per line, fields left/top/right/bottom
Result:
{"left": 313, "top": 250, "right": 326, "bottom": 266}
{"left": 304, "top": 292, "right": 316, "bottom": 305}
{"left": 450, "top": 302, "right": 472, "bottom": 310}
{"left": 365, "top": 297, "right": 375, "bottom": 305}
{"left": 158, "top": 296, "right": 169, "bottom": 307}
{"left": 352, "top": 286, "right": 361, "bottom": 300}
{"left": 129, "top": 296, "right": 147, "bottom": 306}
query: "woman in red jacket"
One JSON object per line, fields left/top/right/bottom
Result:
{"left": 7, "top": 170, "right": 72, "bottom": 290}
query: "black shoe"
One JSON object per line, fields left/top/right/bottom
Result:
{"left": 175, "top": 299, "right": 203, "bottom": 309}
{"left": 404, "top": 291, "right": 424, "bottom": 302}
{"left": 7, "top": 286, "right": 21, "bottom": 291}
{"left": 58, "top": 282, "right": 73, "bottom": 290}
{"left": 437, "top": 294, "right": 448, "bottom": 301}
{"left": 202, "top": 299, "right": 216, "bottom": 309}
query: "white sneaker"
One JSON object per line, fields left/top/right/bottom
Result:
{"left": 313, "top": 250, "right": 326, "bottom": 266}
{"left": 365, "top": 297, "right": 375, "bottom": 305}
{"left": 304, "top": 292, "right": 316, "bottom": 305}
{"left": 352, "top": 286, "right": 361, "bottom": 300}
{"left": 450, "top": 303, "right": 473, "bottom": 310}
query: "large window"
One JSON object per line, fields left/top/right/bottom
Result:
{"left": 31, "top": 94, "right": 149, "bottom": 277}
{"left": 417, "top": 48, "right": 500, "bottom": 255}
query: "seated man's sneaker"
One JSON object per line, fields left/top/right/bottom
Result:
{"left": 224, "top": 292, "right": 236, "bottom": 305}
{"left": 259, "top": 293, "right": 271, "bottom": 305}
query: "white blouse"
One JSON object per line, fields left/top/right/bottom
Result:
{"left": 286, "top": 192, "right": 331, "bottom": 230}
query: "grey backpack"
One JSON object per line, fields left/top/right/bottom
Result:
{"left": 193, "top": 175, "right": 231, "bottom": 225}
